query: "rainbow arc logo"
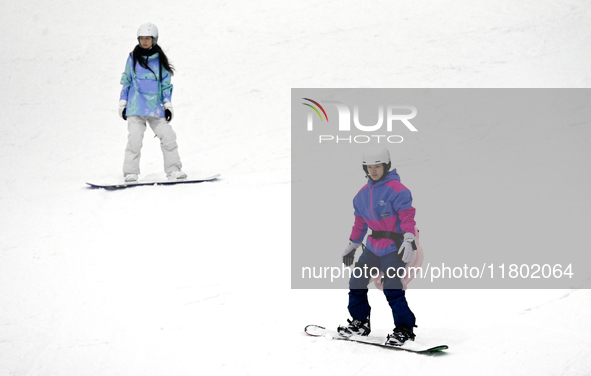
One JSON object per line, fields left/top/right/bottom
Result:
{"left": 302, "top": 98, "right": 328, "bottom": 122}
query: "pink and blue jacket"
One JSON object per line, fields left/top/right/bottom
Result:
{"left": 350, "top": 169, "right": 417, "bottom": 257}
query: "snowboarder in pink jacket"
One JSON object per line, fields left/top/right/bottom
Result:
{"left": 338, "top": 147, "right": 418, "bottom": 347}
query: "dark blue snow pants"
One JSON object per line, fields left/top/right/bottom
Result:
{"left": 348, "top": 248, "right": 416, "bottom": 329}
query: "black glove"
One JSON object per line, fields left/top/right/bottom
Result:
{"left": 343, "top": 251, "right": 355, "bottom": 267}
{"left": 118, "top": 100, "right": 127, "bottom": 120}
{"left": 342, "top": 242, "right": 362, "bottom": 266}
{"left": 163, "top": 103, "right": 174, "bottom": 122}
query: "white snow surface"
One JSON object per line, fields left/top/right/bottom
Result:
{"left": 1, "top": 1, "right": 591, "bottom": 375}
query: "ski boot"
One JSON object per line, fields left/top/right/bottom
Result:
{"left": 167, "top": 170, "right": 187, "bottom": 180}
{"left": 124, "top": 173, "right": 138, "bottom": 182}
{"left": 385, "top": 326, "right": 416, "bottom": 346}
{"left": 337, "top": 317, "right": 371, "bottom": 338}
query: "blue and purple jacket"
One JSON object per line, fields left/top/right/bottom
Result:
{"left": 120, "top": 52, "right": 173, "bottom": 118}
{"left": 350, "top": 169, "right": 417, "bottom": 257}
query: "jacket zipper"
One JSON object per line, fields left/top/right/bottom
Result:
{"left": 370, "top": 182, "right": 376, "bottom": 222}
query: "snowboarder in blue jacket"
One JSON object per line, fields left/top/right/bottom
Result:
{"left": 338, "top": 147, "right": 417, "bottom": 346}
{"left": 119, "top": 23, "right": 186, "bottom": 182}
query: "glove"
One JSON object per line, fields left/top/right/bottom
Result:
{"left": 118, "top": 100, "right": 127, "bottom": 120}
{"left": 163, "top": 102, "right": 174, "bottom": 122}
{"left": 342, "top": 242, "right": 362, "bottom": 266}
{"left": 397, "top": 233, "right": 416, "bottom": 263}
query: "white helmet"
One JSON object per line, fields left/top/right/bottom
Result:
{"left": 137, "top": 23, "right": 159, "bottom": 45}
{"left": 362, "top": 147, "right": 392, "bottom": 176}
{"left": 362, "top": 147, "right": 390, "bottom": 165}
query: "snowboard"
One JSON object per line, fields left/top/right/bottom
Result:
{"left": 304, "top": 325, "right": 448, "bottom": 354}
{"left": 86, "top": 174, "right": 220, "bottom": 190}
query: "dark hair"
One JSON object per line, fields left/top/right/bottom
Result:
{"left": 132, "top": 43, "right": 175, "bottom": 77}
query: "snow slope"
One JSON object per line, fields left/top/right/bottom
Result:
{"left": 1, "top": 0, "right": 590, "bottom": 375}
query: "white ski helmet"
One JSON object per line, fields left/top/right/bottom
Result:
{"left": 362, "top": 147, "right": 391, "bottom": 175}
{"left": 137, "top": 23, "right": 159, "bottom": 45}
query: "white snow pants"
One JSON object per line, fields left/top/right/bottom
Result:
{"left": 123, "top": 116, "right": 183, "bottom": 175}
